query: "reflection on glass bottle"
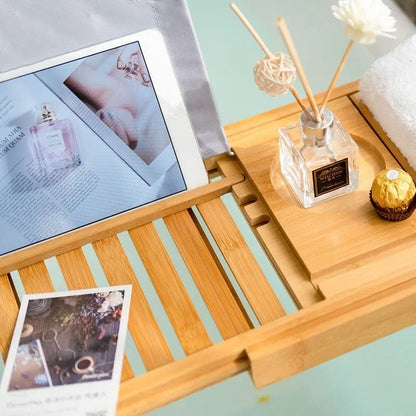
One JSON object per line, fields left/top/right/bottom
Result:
{"left": 30, "top": 103, "right": 81, "bottom": 172}
{"left": 277, "top": 108, "right": 359, "bottom": 208}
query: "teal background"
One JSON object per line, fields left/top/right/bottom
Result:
{"left": 188, "top": 0, "right": 415, "bottom": 125}
{"left": 149, "top": 1, "right": 416, "bottom": 415}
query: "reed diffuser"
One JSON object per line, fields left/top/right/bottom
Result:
{"left": 230, "top": 0, "right": 396, "bottom": 208}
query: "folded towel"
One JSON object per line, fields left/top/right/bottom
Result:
{"left": 359, "top": 34, "right": 416, "bottom": 169}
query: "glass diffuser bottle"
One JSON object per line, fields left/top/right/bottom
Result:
{"left": 277, "top": 108, "right": 359, "bottom": 208}
{"left": 30, "top": 103, "right": 81, "bottom": 173}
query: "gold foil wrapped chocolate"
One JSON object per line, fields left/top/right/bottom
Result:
{"left": 370, "top": 168, "right": 416, "bottom": 221}
{"left": 371, "top": 169, "right": 415, "bottom": 209}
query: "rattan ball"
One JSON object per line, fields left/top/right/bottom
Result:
{"left": 253, "top": 53, "right": 296, "bottom": 96}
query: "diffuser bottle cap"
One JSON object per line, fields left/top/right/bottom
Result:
{"left": 300, "top": 108, "right": 334, "bottom": 147}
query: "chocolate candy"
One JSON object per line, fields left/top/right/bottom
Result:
{"left": 371, "top": 168, "right": 415, "bottom": 210}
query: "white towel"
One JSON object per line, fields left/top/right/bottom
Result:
{"left": 359, "top": 34, "right": 416, "bottom": 169}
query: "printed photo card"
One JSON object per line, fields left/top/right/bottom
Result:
{"left": 0, "top": 285, "right": 132, "bottom": 416}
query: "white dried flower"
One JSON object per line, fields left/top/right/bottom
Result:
{"left": 97, "top": 290, "right": 124, "bottom": 313}
{"left": 97, "top": 300, "right": 110, "bottom": 313}
{"left": 332, "top": 0, "right": 396, "bottom": 44}
{"left": 107, "top": 291, "right": 124, "bottom": 307}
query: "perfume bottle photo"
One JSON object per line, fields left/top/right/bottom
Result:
{"left": 30, "top": 103, "right": 81, "bottom": 173}
{"left": 277, "top": 108, "right": 359, "bottom": 208}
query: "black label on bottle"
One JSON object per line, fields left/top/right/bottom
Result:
{"left": 313, "top": 158, "right": 349, "bottom": 197}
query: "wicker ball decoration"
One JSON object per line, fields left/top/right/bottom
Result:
{"left": 254, "top": 52, "right": 296, "bottom": 96}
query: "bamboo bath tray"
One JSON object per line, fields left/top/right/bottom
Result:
{"left": 1, "top": 82, "right": 416, "bottom": 415}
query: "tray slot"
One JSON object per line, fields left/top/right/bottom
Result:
{"left": 197, "top": 197, "right": 286, "bottom": 324}
{"left": 255, "top": 222, "right": 322, "bottom": 309}
{"left": 164, "top": 209, "right": 252, "bottom": 339}
{"left": 93, "top": 235, "right": 174, "bottom": 370}
{"left": 129, "top": 223, "right": 213, "bottom": 355}
{"left": 216, "top": 157, "right": 244, "bottom": 177}
{"left": 242, "top": 201, "right": 270, "bottom": 227}
{"left": 0, "top": 274, "right": 19, "bottom": 360}
{"left": 232, "top": 181, "right": 258, "bottom": 205}
{"left": 56, "top": 247, "right": 134, "bottom": 381}
{"left": 231, "top": 176, "right": 320, "bottom": 308}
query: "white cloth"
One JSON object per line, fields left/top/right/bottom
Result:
{"left": 359, "top": 34, "right": 416, "bottom": 169}
{"left": 0, "top": 0, "right": 229, "bottom": 159}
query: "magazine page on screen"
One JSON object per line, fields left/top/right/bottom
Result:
{"left": 0, "top": 42, "right": 188, "bottom": 256}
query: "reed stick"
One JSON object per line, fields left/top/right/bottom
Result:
{"left": 276, "top": 16, "right": 321, "bottom": 122}
{"left": 230, "top": 3, "right": 313, "bottom": 119}
{"left": 230, "top": 3, "right": 273, "bottom": 58}
{"left": 288, "top": 86, "right": 313, "bottom": 118}
{"left": 320, "top": 39, "right": 354, "bottom": 113}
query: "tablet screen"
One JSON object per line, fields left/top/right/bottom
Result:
{"left": 0, "top": 35, "right": 203, "bottom": 256}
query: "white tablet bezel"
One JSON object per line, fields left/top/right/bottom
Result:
{"left": 0, "top": 29, "right": 208, "bottom": 191}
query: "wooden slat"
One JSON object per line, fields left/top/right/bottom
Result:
{"left": 57, "top": 248, "right": 96, "bottom": 288}
{"left": 19, "top": 261, "right": 54, "bottom": 293}
{"left": 0, "top": 274, "right": 19, "bottom": 360}
{"left": 129, "top": 223, "right": 212, "bottom": 355}
{"left": 197, "top": 198, "right": 286, "bottom": 323}
{"left": 164, "top": 210, "right": 252, "bottom": 339}
{"left": 93, "top": 235, "right": 174, "bottom": 369}
{"left": 0, "top": 174, "right": 244, "bottom": 277}
{"left": 57, "top": 248, "right": 134, "bottom": 381}
{"left": 117, "top": 275, "right": 416, "bottom": 416}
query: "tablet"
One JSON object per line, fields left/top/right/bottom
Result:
{"left": 0, "top": 30, "right": 208, "bottom": 256}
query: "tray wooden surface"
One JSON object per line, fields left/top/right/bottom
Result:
{"left": 1, "top": 81, "right": 416, "bottom": 415}
{"left": 233, "top": 96, "right": 416, "bottom": 284}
